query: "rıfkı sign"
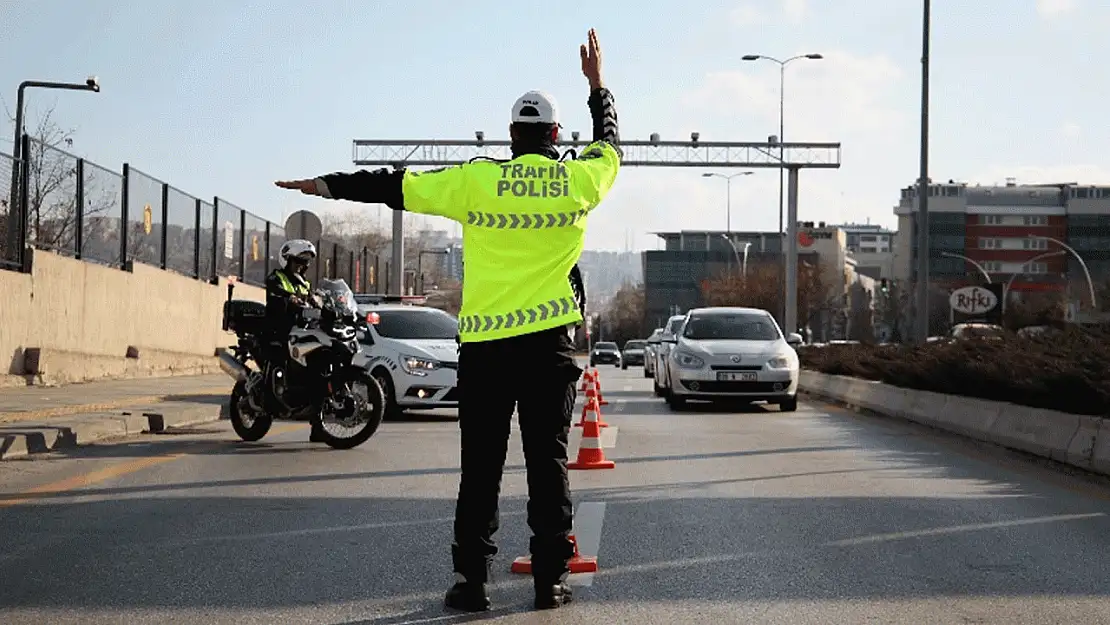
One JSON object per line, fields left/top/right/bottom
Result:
{"left": 948, "top": 285, "right": 998, "bottom": 315}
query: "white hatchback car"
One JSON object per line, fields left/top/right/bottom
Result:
{"left": 659, "top": 306, "right": 803, "bottom": 412}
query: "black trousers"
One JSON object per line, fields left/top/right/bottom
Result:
{"left": 451, "top": 326, "right": 582, "bottom": 585}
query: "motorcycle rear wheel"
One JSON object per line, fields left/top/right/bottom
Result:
{"left": 229, "top": 379, "right": 274, "bottom": 442}
{"left": 316, "top": 373, "right": 385, "bottom": 450}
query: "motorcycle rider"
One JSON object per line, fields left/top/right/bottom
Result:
{"left": 265, "top": 239, "right": 325, "bottom": 442}
{"left": 274, "top": 29, "right": 619, "bottom": 612}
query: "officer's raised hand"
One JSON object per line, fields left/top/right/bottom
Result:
{"left": 274, "top": 179, "right": 321, "bottom": 195}
{"left": 580, "top": 28, "right": 604, "bottom": 89}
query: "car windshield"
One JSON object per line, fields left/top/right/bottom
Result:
{"left": 666, "top": 318, "right": 685, "bottom": 334}
{"left": 317, "top": 279, "right": 358, "bottom": 317}
{"left": 373, "top": 308, "right": 459, "bottom": 340}
{"left": 594, "top": 342, "right": 618, "bottom": 350}
{"left": 624, "top": 340, "right": 646, "bottom": 350}
{"left": 682, "top": 313, "right": 780, "bottom": 341}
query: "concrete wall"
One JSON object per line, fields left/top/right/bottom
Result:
{"left": 0, "top": 249, "right": 264, "bottom": 386}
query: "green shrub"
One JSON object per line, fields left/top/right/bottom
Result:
{"left": 798, "top": 329, "right": 1110, "bottom": 416}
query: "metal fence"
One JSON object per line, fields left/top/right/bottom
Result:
{"left": 1, "top": 134, "right": 392, "bottom": 292}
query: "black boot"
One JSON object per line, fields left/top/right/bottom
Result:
{"left": 534, "top": 580, "right": 573, "bottom": 610}
{"left": 444, "top": 578, "right": 491, "bottom": 612}
{"left": 309, "top": 422, "right": 325, "bottom": 442}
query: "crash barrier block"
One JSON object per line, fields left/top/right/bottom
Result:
{"left": 1, "top": 249, "right": 265, "bottom": 385}
{"left": 799, "top": 369, "right": 1110, "bottom": 478}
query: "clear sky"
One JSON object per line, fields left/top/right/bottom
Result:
{"left": 3, "top": 0, "right": 1108, "bottom": 251}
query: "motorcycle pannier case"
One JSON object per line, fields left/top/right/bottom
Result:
{"left": 223, "top": 299, "right": 267, "bottom": 334}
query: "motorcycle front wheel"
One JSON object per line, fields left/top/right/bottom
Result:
{"left": 316, "top": 373, "right": 385, "bottom": 450}
{"left": 229, "top": 379, "right": 274, "bottom": 442}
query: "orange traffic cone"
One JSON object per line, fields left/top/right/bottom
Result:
{"left": 575, "top": 380, "right": 609, "bottom": 428}
{"left": 569, "top": 399, "right": 615, "bottom": 470}
{"left": 592, "top": 368, "right": 609, "bottom": 406}
{"left": 579, "top": 368, "right": 594, "bottom": 393}
{"left": 511, "top": 534, "right": 598, "bottom": 575}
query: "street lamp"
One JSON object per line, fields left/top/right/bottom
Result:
{"left": 939, "top": 252, "right": 992, "bottom": 284}
{"left": 740, "top": 52, "right": 822, "bottom": 332}
{"left": 1003, "top": 250, "right": 1067, "bottom": 299}
{"left": 739, "top": 53, "right": 823, "bottom": 239}
{"left": 1027, "top": 235, "right": 1097, "bottom": 310}
{"left": 6, "top": 77, "right": 102, "bottom": 260}
{"left": 701, "top": 171, "right": 753, "bottom": 233}
{"left": 719, "top": 234, "right": 751, "bottom": 276}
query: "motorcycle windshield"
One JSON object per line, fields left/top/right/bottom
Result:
{"left": 317, "top": 279, "right": 359, "bottom": 317}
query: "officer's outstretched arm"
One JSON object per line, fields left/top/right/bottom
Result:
{"left": 566, "top": 87, "right": 622, "bottom": 211}
{"left": 306, "top": 167, "right": 471, "bottom": 223}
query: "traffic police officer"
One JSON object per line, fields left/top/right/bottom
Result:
{"left": 265, "top": 239, "right": 325, "bottom": 442}
{"left": 275, "top": 28, "right": 620, "bottom": 612}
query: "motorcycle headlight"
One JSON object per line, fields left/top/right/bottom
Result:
{"left": 401, "top": 354, "right": 439, "bottom": 376}
{"left": 673, "top": 351, "right": 705, "bottom": 369}
{"left": 767, "top": 355, "right": 792, "bottom": 369}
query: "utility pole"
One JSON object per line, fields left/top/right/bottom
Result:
{"left": 914, "top": 0, "right": 932, "bottom": 343}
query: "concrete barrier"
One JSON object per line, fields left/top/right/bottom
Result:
{"left": 0, "top": 249, "right": 264, "bottom": 385}
{"left": 799, "top": 370, "right": 1110, "bottom": 478}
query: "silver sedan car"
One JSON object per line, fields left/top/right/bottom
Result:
{"left": 660, "top": 306, "right": 803, "bottom": 412}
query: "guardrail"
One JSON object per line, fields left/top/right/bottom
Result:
{"left": 1, "top": 136, "right": 390, "bottom": 291}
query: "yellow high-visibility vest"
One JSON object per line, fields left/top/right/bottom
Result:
{"left": 401, "top": 141, "right": 621, "bottom": 343}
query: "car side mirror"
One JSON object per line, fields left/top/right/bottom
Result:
{"left": 786, "top": 332, "right": 803, "bottom": 347}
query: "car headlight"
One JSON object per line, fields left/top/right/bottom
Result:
{"left": 401, "top": 354, "right": 439, "bottom": 376}
{"left": 767, "top": 355, "right": 793, "bottom": 369}
{"left": 672, "top": 351, "right": 705, "bottom": 369}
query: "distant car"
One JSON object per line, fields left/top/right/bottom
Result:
{"left": 652, "top": 315, "right": 689, "bottom": 397}
{"left": 659, "top": 306, "right": 803, "bottom": 412}
{"left": 950, "top": 322, "right": 1005, "bottom": 341}
{"left": 643, "top": 328, "right": 664, "bottom": 378}
{"left": 590, "top": 341, "right": 622, "bottom": 367}
{"left": 621, "top": 339, "right": 647, "bottom": 370}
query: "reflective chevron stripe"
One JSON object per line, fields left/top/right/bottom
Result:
{"left": 465, "top": 210, "right": 587, "bottom": 229}
{"left": 458, "top": 296, "right": 578, "bottom": 335}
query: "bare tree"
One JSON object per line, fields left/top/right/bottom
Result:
{"left": 602, "top": 281, "right": 647, "bottom": 345}
{"left": 701, "top": 261, "right": 827, "bottom": 332}
{"left": 5, "top": 104, "right": 118, "bottom": 260}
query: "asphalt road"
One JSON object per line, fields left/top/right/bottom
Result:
{"left": 3, "top": 365, "right": 1110, "bottom": 624}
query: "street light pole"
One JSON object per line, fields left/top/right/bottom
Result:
{"left": 6, "top": 77, "right": 101, "bottom": 262}
{"left": 702, "top": 171, "right": 753, "bottom": 233}
{"left": 1029, "top": 235, "right": 1097, "bottom": 310}
{"left": 939, "top": 252, "right": 991, "bottom": 284}
{"left": 741, "top": 52, "right": 823, "bottom": 328}
{"left": 1003, "top": 250, "right": 1067, "bottom": 299}
{"left": 740, "top": 53, "right": 823, "bottom": 238}
{"left": 914, "top": 0, "right": 932, "bottom": 343}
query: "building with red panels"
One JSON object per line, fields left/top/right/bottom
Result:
{"left": 893, "top": 180, "right": 1110, "bottom": 304}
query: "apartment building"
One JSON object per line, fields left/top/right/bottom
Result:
{"left": 892, "top": 180, "right": 1110, "bottom": 301}
{"left": 834, "top": 222, "right": 896, "bottom": 280}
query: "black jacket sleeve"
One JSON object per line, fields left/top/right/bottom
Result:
{"left": 587, "top": 87, "right": 621, "bottom": 158}
{"left": 313, "top": 168, "right": 406, "bottom": 210}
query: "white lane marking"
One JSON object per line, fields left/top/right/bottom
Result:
{"left": 567, "top": 501, "right": 607, "bottom": 587}
{"left": 825, "top": 512, "right": 1107, "bottom": 547}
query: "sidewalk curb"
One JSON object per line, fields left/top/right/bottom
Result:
{"left": 0, "top": 401, "right": 229, "bottom": 461}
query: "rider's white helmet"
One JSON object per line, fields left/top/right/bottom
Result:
{"left": 279, "top": 239, "right": 317, "bottom": 270}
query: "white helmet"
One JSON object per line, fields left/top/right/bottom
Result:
{"left": 279, "top": 239, "right": 317, "bottom": 270}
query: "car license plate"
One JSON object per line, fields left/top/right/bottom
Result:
{"left": 717, "top": 371, "right": 757, "bottom": 382}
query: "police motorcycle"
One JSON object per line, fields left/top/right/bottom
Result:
{"left": 217, "top": 277, "right": 385, "bottom": 449}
